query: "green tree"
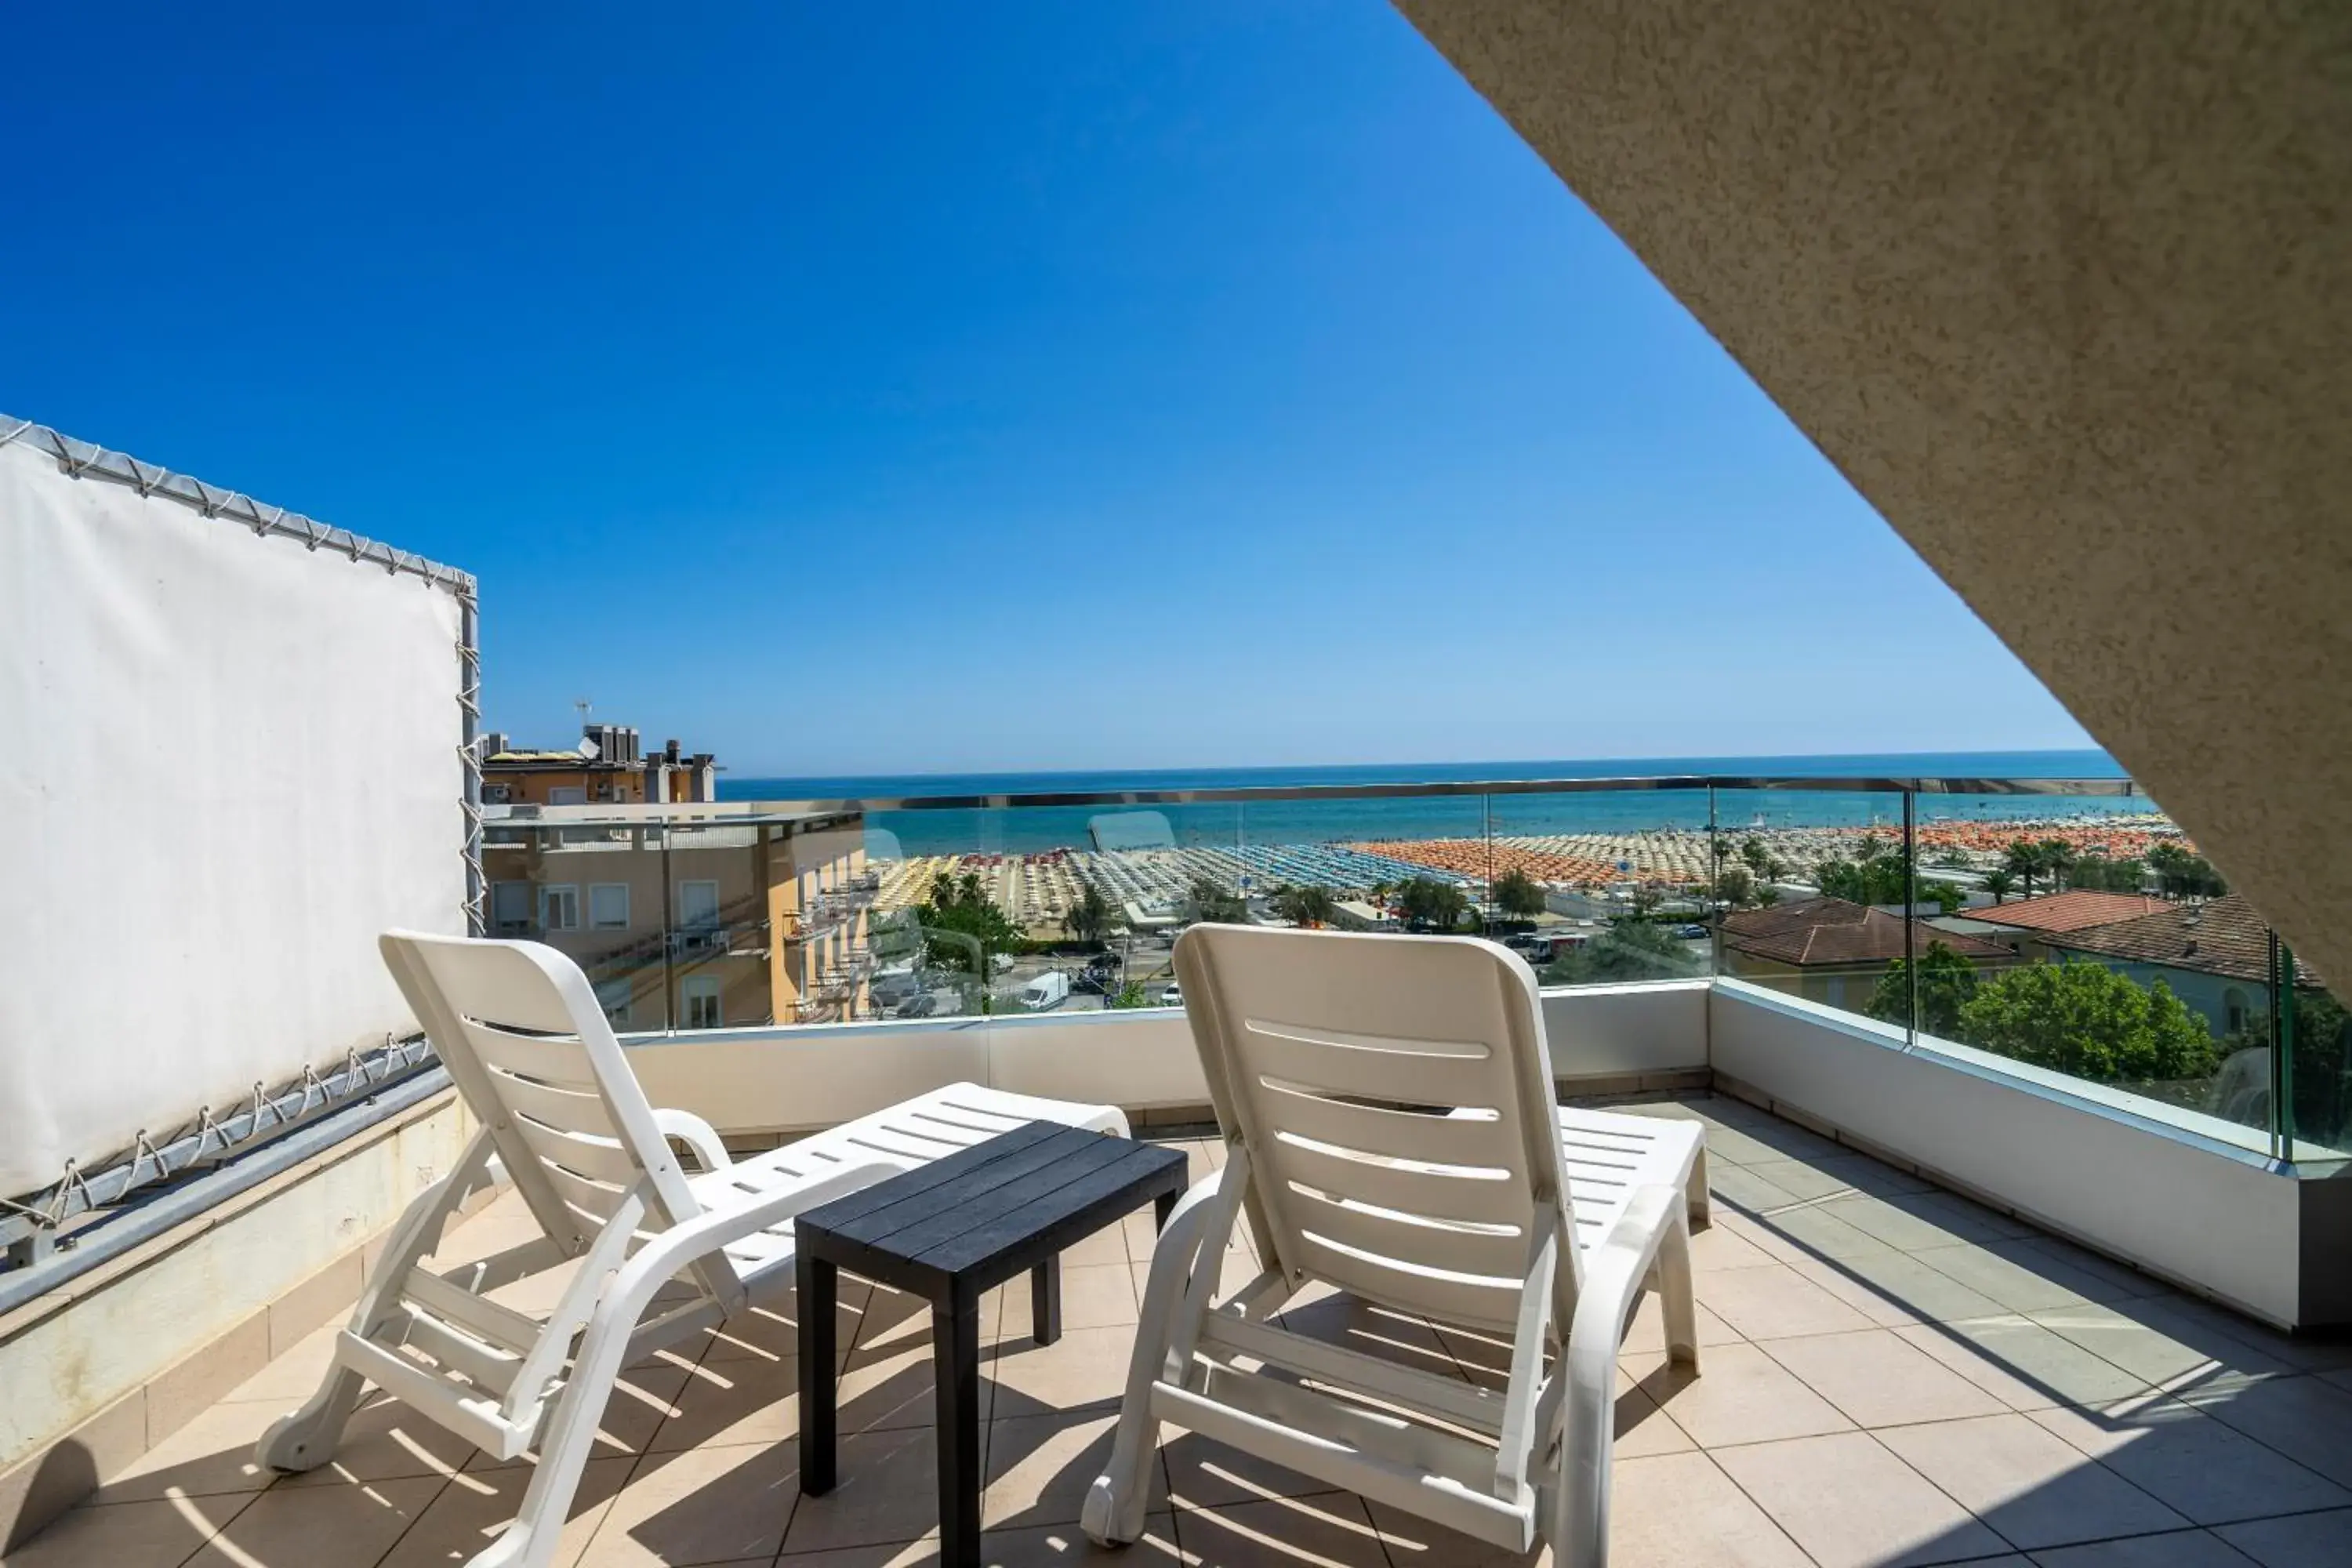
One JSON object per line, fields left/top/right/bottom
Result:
{"left": 916, "top": 872, "right": 1022, "bottom": 973}
{"left": 1715, "top": 866, "right": 1756, "bottom": 909}
{"left": 1983, "top": 868, "right": 2017, "bottom": 904}
{"left": 2003, "top": 840, "right": 2045, "bottom": 899}
{"left": 1272, "top": 884, "right": 1339, "bottom": 927}
{"left": 1740, "top": 837, "right": 1777, "bottom": 884}
{"left": 1060, "top": 880, "right": 1120, "bottom": 946}
{"left": 1108, "top": 981, "right": 1152, "bottom": 1010}
{"left": 2038, "top": 838, "right": 2078, "bottom": 893}
{"left": 1396, "top": 876, "right": 1469, "bottom": 931}
{"left": 1866, "top": 939, "right": 1982, "bottom": 1039}
{"left": 1918, "top": 879, "right": 1967, "bottom": 917}
{"left": 1957, "top": 961, "right": 2219, "bottom": 1083}
{"left": 2147, "top": 842, "right": 2227, "bottom": 900}
{"left": 1493, "top": 869, "right": 1548, "bottom": 921}
{"left": 1183, "top": 877, "right": 1247, "bottom": 926}
{"left": 1543, "top": 919, "right": 1699, "bottom": 985}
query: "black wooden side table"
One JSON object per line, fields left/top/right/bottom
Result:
{"left": 794, "top": 1121, "right": 1190, "bottom": 1568}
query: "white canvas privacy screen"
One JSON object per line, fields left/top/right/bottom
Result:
{"left": 0, "top": 425, "right": 472, "bottom": 1196}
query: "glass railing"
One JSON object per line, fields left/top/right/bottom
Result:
{"left": 482, "top": 771, "right": 2327, "bottom": 1157}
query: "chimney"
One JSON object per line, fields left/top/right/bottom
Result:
{"left": 665, "top": 738, "right": 682, "bottom": 764}
{"left": 480, "top": 731, "right": 509, "bottom": 759}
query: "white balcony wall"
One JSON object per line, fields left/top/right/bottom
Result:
{"left": 1709, "top": 978, "right": 2304, "bottom": 1326}
{"left": 624, "top": 980, "right": 1712, "bottom": 1138}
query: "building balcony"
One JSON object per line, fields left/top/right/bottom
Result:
{"left": 13, "top": 1078, "right": 2352, "bottom": 1568}
{"left": 6, "top": 774, "right": 2350, "bottom": 1566}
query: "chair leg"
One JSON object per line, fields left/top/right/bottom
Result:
{"left": 255, "top": 1359, "right": 366, "bottom": 1473}
{"left": 1554, "top": 1353, "right": 1616, "bottom": 1567}
{"left": 1657, "top": 1205, "right": 1700, "bottom": 1370}
{"left": 462, "top": 1331, "right": 633, "bottom": 1568}
{"left": 1084, "top": 1196, "right": 1216, "bottom": 1547}
{"left": 1685, "top": 1146, "right": 1711, "bottom": 1229}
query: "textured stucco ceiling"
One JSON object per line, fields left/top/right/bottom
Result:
{"left": 1393, "top": 2, "right": 2352, "bottom": 997}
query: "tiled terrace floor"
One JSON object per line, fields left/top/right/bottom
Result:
{"left": 13, "top": 1093, "right": 2352, "bottom": 1567}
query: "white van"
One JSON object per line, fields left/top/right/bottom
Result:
{"left": 1015, "top": 971, "right": 1072, "bottom": 1011}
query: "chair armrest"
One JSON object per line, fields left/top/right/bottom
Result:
{"left": 1566, "top": 1184, "right": 1682, "bottom": 1375}
{"left": 653, "top": 1109, "right": 732, "bottom": 1171}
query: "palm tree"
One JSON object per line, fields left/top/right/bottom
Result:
{"left": 1493, "top": 869, "right": 1548, "bottom": 920}
{"left": 1984, "top": 868, "right": 2016, "bottom": 904}
{"left": 1274, "top": 884, "right": 1338, "bottom": 927}
{"left": 2002, "top": 840, "right": 2043, "bottom": 898}
{"left": 2038, "top": 838, "right": 2077, "bottom": 893}
{"left": 1061, "top": 880, "right": 1118, "bottom": 946}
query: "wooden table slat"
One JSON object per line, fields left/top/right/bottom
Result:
{"left": 845, "top": 1132, "right": 1143, "bottom": 1259}
{"left": 796, "top": 1120, "right": 1066, "bottom": 1230}
{"left": 917, "top": 1142, "right": 1189, "bottom": 1276}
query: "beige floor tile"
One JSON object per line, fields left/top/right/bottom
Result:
{"left": 2026, "top": 1531, "right": 2263, "bottom": 1566}
{"left": 1612, "top": 1364, "right": 1697, "bottom": 1458}
{"left": 180, "top": 1475, "right": 447, "bottom": 1568}
{"left": 1162, "top": 1428, "right": 1345, "bottom": 1511}
{"left": 2029, "top": 1396, "right": 2352, "bottom": 1524}
{"left": 85, "top": 1396, "right": 285, "bottom": 1504}
{"left": 991, "top": 1265, "right": 1142, "bottom": 1341}
{"left": 1276, "top": 1294, "right": 1458, "bottom": 1382}
{"left": 648, "top": 1356, "right": 800, "bottom": 1452}
{"left": 1359, "top": 1498, "right": 1550, "bottom": 1567}
{"left": 1171, "top": 1492, "right": 1391, "bottom": 1566}
{"left": 2006, "top": 1237, "right": 2172, "bottom": 1304}
{"left": 2027, "top": 1302, "right": 2296, "bottom": 1395}
{"left": 784, "top": 1427, "right": 940, "bottom": 1554}
{"left": 773, "top": 1537, "right": 940, "bottom": 1565}
{"left": 1820, "top": 1192, "right": 2016, "bottom": 1252}
{"left": 2212, "top": 1505, "right": 2352, "bottom": 1567}
{"left": 1896, "top": 1317, "right": 2158, "bottom": 1411}
{"left": 1060, "top": 1227, "right": 1130, "bottom": 1270}
{"left": 584, "top": 1441, "right": 800, "bottom": 1566}
{"left": 978, "top": 1512, "right": 1184, "bottom": 1566}
{"left": 274, "top": 1396, "right": 481, "bottom": 1489}
{"left": 1687, "top": 1221, "right": 1780, "bottom": 1274}
{"left": 2175, "top": 1375, "right": 2352, "bottom": 1490}
{"left": 1744, "top": 1153, "right": 1934, "bottom": 1201}
{"left": 985, "top": 1327, "right": 1141, "bottom": 1421}
{"left": 1711, "top": 1429, "right": 2009, "bottom": 1568}
{"left": 220, "top": 1320, "right": 347, "bottom": 1406}
{"left": 1790, "top": 1247, "right": 2010, "bottom": 1328}
{"left": 702, "top": 1281, "right": 873, "bottom": 1366}
{"left": 1687, "top": 1121, "right": 1840, "bottom": 1167}
{"left": 1875, "top": 1412, "right": 2190, "bottom": 1550}
{"left": 1618, "top": 1291, "right": 1743, "bottom": 1356}
{"left": 985, "top": 1413, "right": 1162, "bottom": 1529}
{"left": 1697, "top": 1261, "right": 1877, "bottom": 1340}
{"left": 1635, "top": 1342, "right": 1853, "bottom": 1448}
{"left": 1592, "top": 1450, "right": 1815, "bottom": 1568}
{"left": 1910, "top": 1240, "right": 2123, "bottom": 1314}
{"left": 1762, "top": 1327, "right": 2009, "bottom": 1427}
{"left": 1735, "top": 1203, "right": 1893, "bottom": 1264}
{"left": 2, "top": 1494, "right": 254, "bottom": 1568}
{"left": 838, "top": 1339, "right": 996, "bottom": 1437}
{"left": 1706, "top": 1162, "right": 1806, "bottom": 1214}
{"left": 377, "top": 1455, "right": 633, "bottom": 1568}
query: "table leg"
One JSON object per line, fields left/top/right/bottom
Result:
{"left": 1154, "top": 1189, "right": 1176, "bottom": 1232}
{"left": 797, "top": 1254, "right": 837, "bottom": 1495}
{"left": 934, "top": 1291, "right": 983, "bottom": 1568}
{"left": 1031, "top": 1256, "right": 1061, "bottom": 1345}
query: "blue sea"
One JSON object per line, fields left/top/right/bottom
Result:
{"left": 720, "top": 750, "right": 2155, "bottom": 858}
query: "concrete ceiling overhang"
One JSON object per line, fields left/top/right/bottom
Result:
{"left": 1392, "top": 2, "right": 2352, "bottom": 1002}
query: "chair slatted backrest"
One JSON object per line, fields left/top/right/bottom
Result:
{"left": 1174, "top": 926, "right": 1577, "bottom": 1333}
{"left": 379, "top": 931, "right": 713, "bottom": 1273}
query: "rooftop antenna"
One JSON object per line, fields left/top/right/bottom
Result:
{"left": 574, "top": 697, "right": 593, "bottom": 728}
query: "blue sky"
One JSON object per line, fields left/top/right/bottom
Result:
{"left": 3, "top": 3, "right": 2089, "bottom": 776}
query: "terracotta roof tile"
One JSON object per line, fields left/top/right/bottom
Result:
{"left": 2044, "top": 895, "right": 2278, "bottom": 985}
{"left": 1973, "top": 890, "right": 2169, "bottom": 933}
{"left": 1722, "top": 896, "right": 2012, "bottom": 967}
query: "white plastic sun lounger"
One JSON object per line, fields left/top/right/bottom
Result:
{"left": 258, "top": 931, "right": 1127, "bottom": 1568}
{"left": 1084, "top": 926, "right": 1702, "bottom": 1566}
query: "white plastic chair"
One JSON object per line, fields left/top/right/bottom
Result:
{"left": 259, "top": 931, "right": 1127, "bottom": 1568}
{"left": 1084, "top": 926, "right": 1703, "bottom": 1565}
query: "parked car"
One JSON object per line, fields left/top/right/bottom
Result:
{"left": 895, "top": 992, "right": 941, "bottom": 1019}
{"left": 1674, "top": 924, "right": 1711, "bottom": 939}
{"left": 1159, "top": 982, "right": 1183, "bottom": 1007}
{"left": 1016, "top": 971, "right": 1072, "bottom": 1011}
